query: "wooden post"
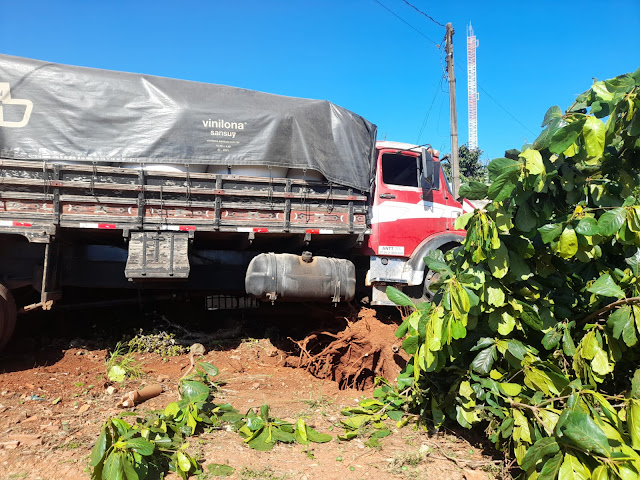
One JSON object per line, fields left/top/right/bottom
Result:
{"left": 445, "top": 22, "right": 460, "bottom": 198}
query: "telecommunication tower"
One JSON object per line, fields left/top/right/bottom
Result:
{"left": 467, "top": 23, "right": 479, "bottom": 150}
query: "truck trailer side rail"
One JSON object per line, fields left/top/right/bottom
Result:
{"left": 0, "top": 160, "right": 368, "bottom": 242}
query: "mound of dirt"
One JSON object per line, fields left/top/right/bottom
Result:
{"left": 286, "top": 308, "right": 409, "bottom": 390}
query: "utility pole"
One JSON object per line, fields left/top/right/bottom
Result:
{"left": 445, "top": 22, "right": 460, "bottom": 198}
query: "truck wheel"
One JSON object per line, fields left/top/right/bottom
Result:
{"left": 0, "top": 285, "right": 17, "bottom": 351}
{"left": 404, "top": 269, "right": 441, "bottom": 304}
{"left": 404, "top": 242, "right": 458, "bottom": 305}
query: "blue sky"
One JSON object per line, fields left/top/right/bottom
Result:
{"left": 2, "top": 1, "right": 639, "bottom": 163}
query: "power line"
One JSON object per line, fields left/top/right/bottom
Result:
{"left": 372, "top": 0, "right": 440, "bottom": 46}
{"left": 452, "top": 61, "right": 536, "bottom": 137}
{"left": 417, "top": 75, "right": 445, "bottom": 143}
{"left": 400, "top": 0, "right": 446, "bottom": 28}
{"left": 372, "top": 1, "right": 536, "bottom": 142}
{"left": 476, "top": 84, "right": 536, "bottom": 137}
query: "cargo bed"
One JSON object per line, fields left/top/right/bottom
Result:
{"left": 0, "top": 160, "right": 368, "bottom": 243}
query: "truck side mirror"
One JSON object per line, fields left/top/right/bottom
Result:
{"left": 422, "top": 150, "right": 440, "bottom": 190}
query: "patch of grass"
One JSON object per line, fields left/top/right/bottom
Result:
{"left": 388, "top": 445, "right": 432, "bottom": 475}
{"left": 105, "top": 342, "right": 144, "bottom": 382}
{"left": 8, "top": 474, "right": 28, "bottom": 479}
{"left": 301, "top": 394, "right": 333, "bottom": 410}
{"left": 239, "top": 467, "right": 287, "bottom": 480}
{"left": 57, "top": 440, "right": 82, "bottom": 450}
{"left": 126, "top": 329, "right": 187, "bottom": 356}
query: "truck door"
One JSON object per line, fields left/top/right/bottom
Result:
{"left": 370, "top": 148, "right": 461, "bottom": 259}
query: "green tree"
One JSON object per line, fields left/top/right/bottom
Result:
{"left": 392, "top": 67, "right": 640, "bottom": 479}
{"left": 442, "top": 144, "right": 486, "bottom": 184}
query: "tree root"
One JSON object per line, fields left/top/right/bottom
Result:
{"left": 286, "top": 308, "right": 407, "bottom": 390}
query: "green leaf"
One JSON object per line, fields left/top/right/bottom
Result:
{"left": 542, "top": 328, "right": 563, "bottom": 350}
{"left": 506, "top": 340, "right": 528, "bottom": 360}
{"left": 487, "top": 157, "right": 521, "bottom": 182}
{"left": 563, "top": 327, "right": 576, "bottom": 356}
{"left": 124, "top": 438, "right": 155, "bottom": 456}
{"left": 424, "top": 250, "right": 453, "bottom": 276}
{"left": 470, "top": 337, "right": 495, "bottom": 351}
{"left": 122, "top": 456, "right": 139, "bottom": 480}
{"left": 305, "top": 426, "right": 332, "bottom": 443}
{"left": 539, "top": 223, "right": 563, "bottom": 244}
{"left": 597, "top": 208, "right": 626, "bottom": 236}
{"left": 108, "top": 365, "right": 127, "bottom": 383}
{"left": 164, "top": 402, "right": 181, "bottom": 418}
{"left": 521, "top": 436, "right": 560, "bottom": 472}
{"left": 591, "top": 466, "right": 609, "bottom": 480}
{"left": 207, "top": 464, "right": 236, "bottom": 477}
{"left": 628, "top": 398, "right": 640, "bottom": 450}
{"left": 450, "top": 283, "right": 470, "bottom": 320}
{"left": 499, "top": 383, "right": 522, "bottom": 397}
{"left": 90, "top": 426, "right": 110, "bottom": 467}
{"left": 557, "top": 225, "right": 578, "bottom": 259}
{"left": 247, "top": 427, "right": 276, "bottom": 451}
{"left": 549, "top": 120, "right": 585, "bottom": 155}
{"left": 104, "top": 451, "right": 125, "bottom": 480}
{"left": 294, "top": 418, "right": 309, "bottom": 445}
{"left": 470, "top": 345, "right": 497, "bottom": 374}
{"left": 575, "top": 217, "right": 599, "bottom": 236}
{"left": 558, "top": 453, "right": 590, "bottom": 480}
{"left": 488, "top": 169, "right": 519, "bottom": 203}
{"left": 386, "top": 286, "right": 414, "bottom": 308}
{"left": 488, "top": 242, "right": 509, "bottom": 279}
{"left": 515, "top": 202, "right": 536, "bottom": 232}
{"left": 395, "top": 319, "right": 409, "bottom": 338}
{"left": 197, "top": 362, "right": 219, "bottom": 378}
{"left": 539, "top": 451, "right": 563, "bottom": 480}
{"left": 401, "top": 335, "right": 420, "bottom": 355}
{"left": 180, "top": 380, "right": 210, "bottom": 403}
{"left": 592, "top": 81, "right": 614, "bottom": 102}
{"left": 583, "top": 116, "right": 606, "bottom": 158}
{"left": 626, "top": 249, "right": 640, "bottom": 276}
{"left": 557, "top": 410, "right": 611, "bottom": 457}
{"left": 486, "top": 283, "right": 506, "bottom": 307}
{"left": 459, "top": 182, "right": 488, "bottom": 200}
{"left": 519, "top": 302, "right": 543, "bottom": 331}
{"left": 176, "top": 451, "right": 192, "bottom": 473}
{"left": 631, "top": 369, "right": 640, "bottom": 398}
{"left": 542, "top": 106, "right": 563, "bottom": 128}
{"left": 607, "top": 306, "right": 637, "bottom": 347}
{"left": 454, "top": 211, "right": 474, "bottom": 230}
{"left": 587, "top": 274, "right": 625, "bottom": 299}
{"left": 520, "top": 149, "right": 545, "bottom": 176}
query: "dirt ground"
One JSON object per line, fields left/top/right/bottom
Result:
{"left": 0, "top": 297, "right": 503, "bottom": 480}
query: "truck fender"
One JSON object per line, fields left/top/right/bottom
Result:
{"left": 404, "top": 233, "right": 464, "bottom": 286}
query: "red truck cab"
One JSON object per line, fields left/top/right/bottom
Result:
{"left": 365, "top": 141, "right": 473, "bottom": 305}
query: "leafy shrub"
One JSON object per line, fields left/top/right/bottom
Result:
{"left": 391, "top": 68, "right": 640, "bottom": 479}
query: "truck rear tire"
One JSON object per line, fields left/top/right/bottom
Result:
{"left": 0, "top": 285, "right": 17, "bottom": 351}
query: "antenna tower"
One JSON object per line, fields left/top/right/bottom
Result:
{"left": 467, "top": 23, "right": 479, "bottom": 150}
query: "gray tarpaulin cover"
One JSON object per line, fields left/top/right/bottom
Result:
{"left": 0, "top": 54, "right": 377, "bottom": 192}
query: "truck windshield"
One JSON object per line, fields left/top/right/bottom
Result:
{"left": 381, "top": 153, "right": 419, "bottom": 188}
